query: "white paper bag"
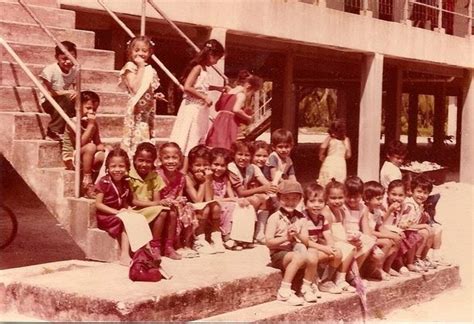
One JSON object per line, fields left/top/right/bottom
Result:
{"left": 117, "top": 210, "right": 152, "bottom": 252}
{"left": 230, "top": 205, "right": 256, "bottom": 243}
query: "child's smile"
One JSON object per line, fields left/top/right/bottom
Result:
{"left": 234, "top": 149, "right": 251, "bottom": 168}
{"left": 160, "top": 147, "right": 181, "bottom": 172}
{"left": 108, "top": 157, "right": 128, "bottom": 182}
{"left": 134, "top": 151, "right": 154, "bottom": 178}
{"left": 253, "top": 148, "right": 269, "bottom": 168}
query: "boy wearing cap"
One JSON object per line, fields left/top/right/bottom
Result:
{"left": 265, "top": 180, "right": 319, "bottom": 305}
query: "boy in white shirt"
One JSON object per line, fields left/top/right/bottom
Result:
{"left": 380, "top": 140, "right": 407, "bottom": 188}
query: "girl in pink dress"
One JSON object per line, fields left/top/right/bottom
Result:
{"left": 206, "top": 75, "right": 263, "bottom": 150}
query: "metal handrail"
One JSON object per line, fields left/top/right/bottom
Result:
{"left": 146, "top": 0, "right": 229, "bottom": 84}
{"left": 16, "top": 0, "right": 83, "bottom": 198}
{"left": 408, "top": 0, "right": 473, "bottom": 20}
{"left": 97, "top": 0, "right": 184, "bottom": 91}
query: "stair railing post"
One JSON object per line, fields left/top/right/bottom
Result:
{"left": 74, "top": 68, "right": 82, "bottom": 198}
{"left": 140, "top": 0, "right": 146, "bottom": 36}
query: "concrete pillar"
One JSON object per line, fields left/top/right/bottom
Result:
{"left": 281, "top": 51, "right": 297, "bottom": 141}
{"left": 460, "top": 70, "right": 474, "bottom": 184}
{"left": 384, "top": 67, "right": 403, "bottom": 144}
{"left": 346, "top": 87, "right": 360, "bottom": 175}
{"left": 357, "top": 53, "right": 384, "bottom": 182}
{"left": 433, "top": 85, "right": 447, "bottom": 154}
{"left": 208, "top": 27, "right": 227, "bottom": 118}
{"left": 447, "top": 96, "right": 457, "bottom": 137}
{"left": 407, "top": 92, "right": 418, "bottom": 156}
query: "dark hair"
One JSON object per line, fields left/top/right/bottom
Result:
{"left": 235, "top": 69, "right": 252, "bottom": 86}
{"left": 328, "top": 119, "right": 346, "bottom": 140}
{"left": 159, "top": 142, "right": 183, "bottom": 157}
{"left": 181, "top": 39, "right": 224, "bottom": 82}
{"left": 210, "top": 147, "right": 232, "bottom": 165}
{"left": 126, "top": 36, "right": 154, "bottom": 61}
{"left": 385, "top": 140, "right": 407, "bottom": 158}
{"left": 387, "top": 179, "right": 405, "bottom": 193}
{"left": 188, "top": 144, "right": 211, "bottom": 167}
{"left": 252, "top": 140, "right": 271, "bottom": 154}
{"left": 344, "top": 175, "right": 364, "bottom": 196}
{"left": 230, "top": 140, "right": 255, "bottom": 157}
{"left": 55, "top": 41, "right": 77, "bottom": 57}
{"left": 81, "top": 91, "right": 100, "bottom": 105}
{"left": 411, "top": 174, "right": 433, "bottom": 193}
{"left": 246, "top": 75, "right": 263, "bottom": 92}
{"left": 271, "top": 128, "right": 294, "bottom": 146}
{"left": 304, "top": 182, "right": 325, "bottom": 203}
{"left": 363, "top": 181, "right": 385, "bottom": 202}
{"left": 105, "top": 146, "right": 130, "bottom": 171}
{"left": 134, "top": 142, "right": 157, "bottom": 162}
{"left": 325, "top": 178, "right": 344, "bottom": 198}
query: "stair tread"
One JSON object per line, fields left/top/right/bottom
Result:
{"left": 0, "top": 18, "right": 94, "bottom": 34}
{"left": 4, "top": 40, "right": 115, "bottom": 55}
{"left": 1, "top": 60, "right": 117, "bottom": 73}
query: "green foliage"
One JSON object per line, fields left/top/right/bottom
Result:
{"left": 298, "top": 88, "right": 337, "bottom": 130}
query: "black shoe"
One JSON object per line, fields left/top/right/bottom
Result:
{"left": 45, "top": 130, "right": 63, "bottom": 141}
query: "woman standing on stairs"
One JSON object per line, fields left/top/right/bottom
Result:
{"left": 119, "top": 36, "right": 164, "bottom": 158}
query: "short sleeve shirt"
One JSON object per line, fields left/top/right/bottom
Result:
{"left": 266, "top": 152, "right": 295, "bottom": 181}
{"left": 39, "top": 63, "right": 77, "bottom": 104}
{"left": 228, "top": 162, "right": 265, "bottom": 190}
{"left": 304, "top": 211, "right": 329, "bottom": 243}
{"left": 128, "top": 167, "right": 165, "bottom": 202}
{"left": 266, "top": 208, "right": 305, "bottom": 253}
{"left": 95, "top": 175, "right": 131, "bottom": 216}
{"left": 380, "top": 161, "right": 402, "bottom": 188}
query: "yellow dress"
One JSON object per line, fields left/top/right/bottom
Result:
{"left": 129, "top": 166, "right": 169, "bottom": 223}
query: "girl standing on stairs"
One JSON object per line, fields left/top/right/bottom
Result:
{"left": 169, "top": 39, "right": 226, "bottom": 172}
{"left": 119, "top": 36, "right": 164, "bottom": 158}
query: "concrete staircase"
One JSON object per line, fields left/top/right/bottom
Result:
{"left": 0, "top": 0, "right": 175, "bottom": 261}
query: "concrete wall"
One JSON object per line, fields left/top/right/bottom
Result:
{"left": 59, "top": 0, "right": 473, "bottom": 69}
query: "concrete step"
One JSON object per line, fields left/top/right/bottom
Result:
{"left": 0, "top": 1, "right": 75, "bottom": 28}
{"left": 1, "top": 61, "right": 120, "bottom": 92}
{"left": 0, "top": 112, "right": 175, "bottom": 141}
{"left": 2, "top": 0, "right": 58, "bottom": 8}
{"left": 2, "top": 42, "right": 115, "bottom": 70}
{"left": 0, "top": 20, "right": 95, "bottom": 48}
{"left": 0, "top": 247, "right": 281, "bottom": 321}
{"left": 0, "top": 86, "right": 129, "bottom": 114}
{"left": 199, "top": 266, "right": 461, "bottom": 322}
{"left": 85, "top": 228, "right": 120, "bottom": 262}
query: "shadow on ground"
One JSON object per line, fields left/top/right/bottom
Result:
{"left": 0, "top": 155, "right": 85, "bottom": 270}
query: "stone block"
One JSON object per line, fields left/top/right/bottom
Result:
{"left": 67, "top": 198, "right": 95, "bottom": 249}
{"left": 0, "top": 20, "right": 94, "bottom": 48}
{"left": 85, "top": 228, "right": 120, "bottom": 262}
{"left": 1, "top": 43, "right": 115, "bottom": 70}
{"left": 0, "top": 2, "right": 75, "bottom": 28}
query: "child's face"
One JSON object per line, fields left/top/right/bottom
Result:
{"left": 279, "top": 192, "right": 302, "bottom": 213}
{"left": 387, "top": 153, "right": 405, "bottom": 167}
{"left": 387, "top": 186, "right": 406, "bottom": 204}
{"left": 56, "top": 52, "right": 76, "bottom": 73}
{"left": 159, "top": 147, "right": 181, "bottom": 173}
{"left": 190, "top": 157, "right": 210, "bottom": 178}
{"left": 273, "top": 142, "right": 293, "bottom": 160}
{"left": 326, "top": 188, "right": 344, "bottom": 209}
{"left": 253, "top": 148, "right": 269, "bottom": 168}
{"left": 367, "top": 195, "right": 384, "bottom": 210}
{"left": 134, "top": 150, "right": 155, "bottom": 178}
{"left": 131, "top": 41, "right": 152, "bottom": 63}
{"left": 234, "top": 147, "right": 251, "bottom": 168}
{"left": 345, "top": 193, "right": 362, "bottom": 210}
{"left": 306, "top": 192, "right": 325, "bottom": 217}
{"left": 206, "top": 54, "right": 222, "bottom": 66}
{"left": 211, "top": 156, "right": 227, "bottom": 178}
{"left": 108, "top": 156, "right": 128, "bottom": 182}
{"left": 82, "top": 99, "right": 99, "bottom": 116}
{"left": 412, "top": 187, "right": 430, "bottom": 206}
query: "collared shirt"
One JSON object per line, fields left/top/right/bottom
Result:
{"left": 266, "top": 207, "right": 305, "bottom": 253}
{"left": 128, "top": 166, "right": 165, "bottom": 202}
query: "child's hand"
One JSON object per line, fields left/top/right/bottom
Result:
{"left": 322, "top": 246, "right": 336, "bottom": 258}
{"left": 237, "top": 198, "right": 250, "bottom": 207}
{"left": 63, "top": 89, "right": 77, "bottom": 100}
{"left": 159, "top": 198, "right": 173, "bottom": 207}
{"left": 154, "top": 92, "right": 168, "bottom": 102}
{"left": 204, "top": 168, "right": 213, "bottom": 180}
{"left": 388, "top": 202, "right": 401, "bottom": 213}
{"left": 204, "top": 96, "right": 213, "bottom": 107}
{"left": 134, "top": 56, "right": 146, "bottom": 67}
{"left": 194, "top": 171, "right": 205, "bottom": 183}
{"left": 223, "top": 85, "right": 232, "bottom": 93}
{"left": 264, "top": 184, "right": 278, "bottom": 194}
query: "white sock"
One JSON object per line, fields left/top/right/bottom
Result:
{"left": 280, "top": 281, "right": 291, "bottom": 292}
{"left": 302, "top": 279, "right": 312, "bottom": 288}
{"left": 335, "top": 272, "right": 346, "bottom": 283}
{"left": 431, "top": 249, "right": 439, "bottom": 260}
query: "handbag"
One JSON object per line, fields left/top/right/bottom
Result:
{"left": 129, "top": 245, "right": 162, "bottom": 282}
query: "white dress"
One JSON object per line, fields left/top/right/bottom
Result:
{"left": 318, "top": 137, "right": 347, "bottom": 186}
{"left": 169, "top": 67, "right": 210, "bottom": 156}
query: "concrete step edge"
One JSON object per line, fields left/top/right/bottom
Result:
{"left": 4, "top": 40, "right": 115, "bottom": 55}
{"left": 0, "top": 18, "right": 94, "bottom": 35}
{"left": 1, "top": 60, "right": 118, "bottom": 74}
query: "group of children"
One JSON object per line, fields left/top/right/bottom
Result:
{"left": 38, "top": 36, "right": 448, "bottom": 304}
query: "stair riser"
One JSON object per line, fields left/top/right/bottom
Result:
{"left": 1, "top": 45, "right": 115, "bottom": 70}
{"left": 2, "top": 0, "right": 58, "bottom": 8}
{"left": 0, "top": 87, "right": 129, "bottom": 114}
{"left": 3, "top": 113, "right": 175, "bottom": 140}
{"left": 1, "top": 62, "right": 121, "bottom": 92}
{"left": 0, "top": 2, "right": 75, "bottom": 29}
{"left": 0, "top": 21, "right": 94, "bottom": 48}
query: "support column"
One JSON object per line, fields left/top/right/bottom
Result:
{"left": 208, "top": 28, "right": 227, "bottom": 118}
{"left": 281, "top": 51, "right": 297, "bottom": 141}
{"left": 357, "top": 53, "right": 384, "bottom": 182}
{"left": 433, "top": 85, "right": 447, "bottom": 155}
{"left": 385, "top": 67, "right": 403, "bottom": 144}
{"left": 407, "top": 92, "right": 418, "bottom": 157}
{"left": 460, "top": 70, "right": 474, "bottom": 184}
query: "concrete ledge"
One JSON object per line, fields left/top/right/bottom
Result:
{"left": 201, "top": 265, "right": 461, "bottom": 322}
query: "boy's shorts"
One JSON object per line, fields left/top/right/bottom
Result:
{"left": 270, "top": 250, "right": 291, "bottom": 271}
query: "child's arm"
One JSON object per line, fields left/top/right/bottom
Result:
{"left": 184, "top": 65, "right": 212, "bottom": 106}
{"left": 232, "top": 93, "right": 252, "bottom": 123}
{"left": 40, "top": 77, "right": 76, "bottom": 99}
{"left": 225, "top": 178, "right": 236, "bottom": 199}
{"left": 308, "top": 228, "right": 338, "bottom": 256}
{"left": 95, "top": 192, "right": 120, "bottom": 215}
{"left": 122, "top": 61, "right": 146, "bottom": 95}
{"left": 344, "top": 137, "right": 352, "bottom": 159}
{"left": 265, "top": 215, "right": 291, "bottom": 249}
{"left": 209, "top": 85, "right": 231, "bottom": 92}
{"left": 235, "top": 183, "right": 274, "bottom": 197}
{"left": 318, "top": 136, "right": 331, "bottom": 162}
{"left": 185, "top": 175, "right": 207, "bottom": 203}
{"left": 361, "top": 209, "right": 373, "bottom": 236}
